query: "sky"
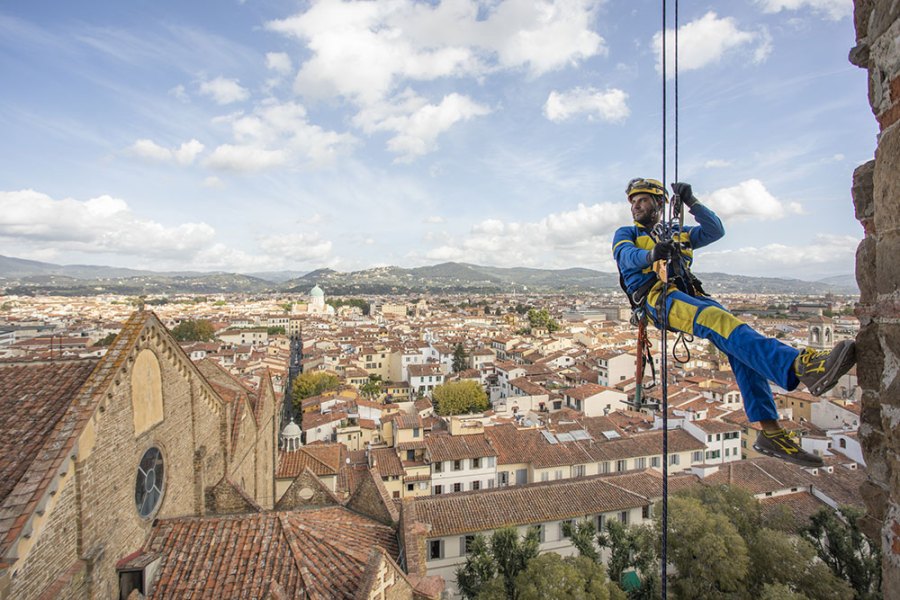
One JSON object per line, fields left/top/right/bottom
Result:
{"left": 0, "top": 0, "right": 874, "bottom": 281}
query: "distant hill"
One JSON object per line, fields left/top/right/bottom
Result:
{"left": 0, "top": 255, "right": 858, "bottom": 296}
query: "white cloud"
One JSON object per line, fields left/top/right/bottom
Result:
{"left": 267, "top": 0, "right": 604, "bottom": 105}
{"left": 199, "top": 76, "right": 250, "bottom": 104}
{"left": 206, "top": 100, "right": 357, "bottom": 171}
{"left": 424, "top": 201, "right": 632, "bottom": 268}
{"left": 265, "top": 51, "right": 292, "bottom": 74}
{"left": 169, "top": 84, "right": 189, "bottom": 102}
{"left": 0, "top": 189, "right": 215, "bottom": 257}
{"left": 202, "top": 176, "right": 224, "bottom": 188}
{"left": 128, "top": 138, "right": 205, "bottom": 165}
{"left": 423, "top": 216, "right": 445, "bottom": 224}
{"left": 756, "top": 0, "right": 852, "bottom": 21}
{"left": 258, "top": 232, "right": 333, "bottom": 261}
{"left": 353, "top": 91, "right": 490, "bottom": 162}
{"left": 653, "top": 12, "right": 769, "bottom": 76}
{"left": 698, "top": 234, "right": 859, "bottom": 277}
{"left": 702, "top": 179, "right": 804, "bottom": 221}
{"left": 544, "top": 87, "right": 629, "bottom": 123}
{"left": 703, "top": 159, "right": 733, "bottom": 169}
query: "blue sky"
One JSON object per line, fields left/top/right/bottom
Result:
{"left": 0, "top": 0, "right": 872, "bottom": 280}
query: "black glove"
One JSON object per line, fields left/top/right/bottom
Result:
{"left": 649, "top": 240, "right": 675, "bottom": 264}
{"left": 671, "top": 182, "right": 698, "bottom": 208}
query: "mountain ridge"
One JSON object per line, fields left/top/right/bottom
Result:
{"left": 0, "top": 255, "right": 859, "bottom": 296}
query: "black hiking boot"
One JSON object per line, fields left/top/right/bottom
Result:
{"left": 793, "top": 340, "right": 856, "bottom": 397}
{"left": 753, "top": 428, "right": 823, "bottom": 467}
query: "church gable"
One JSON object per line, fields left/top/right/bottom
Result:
{"left": 204, "top": 477, "right": 263, "bottom": 515}
{"left": 346, "top": 467, "right": 400, "bottom": 527}
{"left": 274, "top": 468, "right": 342, "bottom": 511}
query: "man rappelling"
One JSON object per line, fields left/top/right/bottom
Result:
{"left": 612, "top": 177, "right": 856, "bottom": 468}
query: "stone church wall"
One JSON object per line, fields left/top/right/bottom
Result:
{"left": 851, "top": 0, "right": 900, "bottom": 594}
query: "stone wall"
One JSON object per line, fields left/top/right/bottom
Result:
{"left": 850, "top": 0, "right": 900, "bottom": 596}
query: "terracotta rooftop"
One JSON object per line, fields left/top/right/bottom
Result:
{"left": 144, "top": 507, "right": 400, "bottom": 599}
{"left": 277, "top": 443, "right": 347, "bottom": 479}
{"left": 413, "top": 474, "right": 649, "bottom": 537}
{"left": 425, "top": 433, "right": 496, "bottom": 462}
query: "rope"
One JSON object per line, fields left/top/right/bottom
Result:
{"left": 659, "top": 1, "right": 679, "bottom": 597}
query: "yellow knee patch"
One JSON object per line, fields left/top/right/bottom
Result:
{"left": 668, "top": 299, "right": 699, "bottom": 333}
{"left": 696, "top": 306, "right": 743, "bottom": 339}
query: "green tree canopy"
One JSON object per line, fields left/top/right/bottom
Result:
{"left": 291, "top": 371, "right": 341, "bottom": 410}
{"left": 433, "top": 380, "right": 489, "bottom": 416}
{"left": 360, "top": 374, "right": 382, "bottom": 399}
{"left": 170, "top": 319, "right": 215, "bottom": 342}
{"left": 267, "top": 326, "right": 286, "bottom": 335}
{"left": 514, "top": 554, "right": 618, "bottom": 600}
{"left": 597, "top": 519, "right": 659, "bottom": 599}
{"left": 802, "top": 507, "right": 881, "bottom": 600}
{"left": 456, "top": 527, "right": 539, "bottom": 600}
{"left": 452, "top": 343, "right": 468, "bottom": 373}
{"left": 93, "top": 332, "right": 118, "bottom": 347}
{"left": 666, "top": 495, "right": 749, "bottom": 599}
{"left": 526, "top": 308, "right": 559, "bottom": 333}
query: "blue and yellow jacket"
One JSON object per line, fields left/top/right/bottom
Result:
{"left": 612, "top": 203, "right": 725, "bottom": 297}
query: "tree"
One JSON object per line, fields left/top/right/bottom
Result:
{"left": 666, "top": 495, "right": 749, "bottom": 599}
{"left": 267, "top": 326, "right": 286, "bottom": 335}
{"left": 93, "top": 332, "right": 118, "bottom": 347}
{"left": 456, "top": 527, "right": 539, "bottom": 600}
{"left": 291, "top": 371, "right": 340, "bottom": 410}
{"left": 170, "top": 319, "right": 215, "bottom": 342}
{"left": 562, "top": 518, "right": 599, "bottom": 561}
{"left": 597, "top": 519, "right": 659, "bottom": 599}
{"left": 452, "top": 343, "right": 468, "bottom": 373}
{"left": 526, "top": 308, "right": 559, "bottom": 333}
{"left": 803, "top": 507, "right": 882, "bottom": 600}
{"left": 360, "top": 374, "right": 382, "bottom": 399}
{"left": 514, "top": 554, "right": 618, "bottom": 600}
{"left": 759, "top": 583, "right": 809, "bottom": 600}
{"left": 748, "top": 527, "right": 853, "bottom": 600}
{"left": 433, "top": 380, "right": 489, "bottom": 416}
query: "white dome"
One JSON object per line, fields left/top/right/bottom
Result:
{"left": 309, "top": 285, "right": 324, "bottom": 298}
{"left": 282, "top": 419, "right": 301, "bottom": 438}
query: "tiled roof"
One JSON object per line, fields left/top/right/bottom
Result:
{"left": 425, "top": 433, "right": 496, "bottom": 462}
{"left": 1, "top": 311, "right": 150, "bottom": 559}
{"left": 413, "top": 474, "right": 649, "bottom": 537}
{"left": 759, "top": 491, "right": 828, "bottom": 532}
{"left": 690, "top": 419, "right": 741, "bottom": 434}
{"left": 564, "top": 383, "right": 614, "bottom": 400}
{"left": 701, "top": 457, "right": 815, "bottom": 495}
{"left": 145, "top": 507, "right": 400, "bottom": 599}
{"left": 371, "top": 447, "right": 405, "bottom": 477}
{"left": 0, "top": 360, "right": 98, "bottom": 506}
{"left": 277, "top": 443, "right": 346, "bottom": 479}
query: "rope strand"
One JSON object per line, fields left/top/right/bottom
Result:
{"left": 660, "top": 1, "right": 669, "bottom": 597}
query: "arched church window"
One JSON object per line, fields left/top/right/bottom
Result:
{"left": 135, "top": 447, "right": 165, "bottom": 518}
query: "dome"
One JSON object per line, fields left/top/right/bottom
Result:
{"left": 309, "top": 285, "right": 325, "bottom": 298}
{"left": 282, "top": 419, "right": 301, "bottom": 438}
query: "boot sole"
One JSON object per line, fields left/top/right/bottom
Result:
{"left": 753, "top": 443, "right": 824, "bottom": 468}
{"left": 806, "top": 342, "right": 856, "bottom": 396}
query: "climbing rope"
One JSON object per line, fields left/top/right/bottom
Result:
{"left": 659, "top": 0, "right": 679, "bottom": 596}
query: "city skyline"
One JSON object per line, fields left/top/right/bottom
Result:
{"left": 0, "top": 0, "right": 871, "bottom": 281}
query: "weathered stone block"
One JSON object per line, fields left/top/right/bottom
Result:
{"left": 874, "top": 128, "right": 900, "bottom": 233}
{"left": 858, "top": 236, "right": 877, "bottom": 303}
{"left": 875, "top": 231, "right": 900, "bottom": 295}
{"left": 857, "top": 324, "right": 885, "bottom": 391}
{"left": 853, "top": 160, "right": 876, "bottom": 225}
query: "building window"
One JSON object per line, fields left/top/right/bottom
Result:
{"left": 635, "top": 458, "right": 646, "bottom": 469}
{"left": 561, "top": 519, "right": 574, "bottom": 538}
{"left": 596, "top": 514, "right": 606, "bottom": 532}
{"left": 472, "top": 457, "right": 481, "bottom": 469}
{"left": 135, "top": 447, "right": 165, "bottom": 519}
{"left": 642, "top": 505, "right": 651, "bottom": 519}
{"left": 434, "top": 461, "right": 443, "bottom": 473}
{"left": 499, "top": 472, "right": 509, "bottom": 486}
{"left": 541, "top": 472, "right": 549, "bottom": 482}
{"left": 407, "top": 483, "right": 414, "bottom": 492}
{"left": 555, "top": 470, "right": 563, "bottom": 480}
{"left": 616, "top": 460, "right": 627, "bottom": 472}
{"left": 453, "top": 482, "right": 462, "bottom": 493}
{"left": 434, "top": 485, "right": 443, "bottom": 495}
{"left": 453, "top": 460, "right": 463, "bottom": 471}
{"left": 530, "top": 524, "right": 545, "bottom": 543}
{"left": 573, "top": 465, "right": 586, "bottom": 478}
{"left": 669, "top": 454, "right": 679, "bottom": 465}
{"left": 651, "top": 456, "right": 660, "bottom": 468}
{"left": 839, "top": 438, "right": 847, "bottom": 448}
{"left": 407, "top": 450, "right": 415, "bottom": 461}
{"left": 413, "top": 427, "right": 420, "bottom": 437}
{"left": 472, "top": 480, "right": 481, "bottom": 491}
{"left": 692, "top": 451, "right": 703, "bottom": 462}
{"left": 601, "top": 461, "right": 611, "bottom": 474}
{"left": 619, "top": 511, "right": 628, "bottom": 524}
{"left": 429, "top": 540, "right": 443, "bottom": 560}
